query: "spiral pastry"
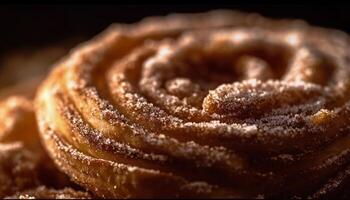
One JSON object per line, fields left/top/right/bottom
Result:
{"left": 35, "top": 10, "right": 350, "bottom": 198}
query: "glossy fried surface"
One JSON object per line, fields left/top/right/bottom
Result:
{"left": 0, "top": 96, "right": 91, "bottom": 198}
{"left": 35, "top": 10, "right": 350, "bottom": 198}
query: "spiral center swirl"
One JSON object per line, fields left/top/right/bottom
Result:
{"left": 35, "top": 11, "right": 350, "bottom": 198}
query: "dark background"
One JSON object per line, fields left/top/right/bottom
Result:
{"left": 1, "top": 5, "right": 350, "bottom": 54}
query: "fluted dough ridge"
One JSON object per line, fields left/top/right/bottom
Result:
{"left": 35, "top": 10, "right": 350, "bottom": 198}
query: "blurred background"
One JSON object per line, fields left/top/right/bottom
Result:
{"left": 0, "top": 5, "right": 349, "bottom": 90}
{"left": 1, "top": 5, "right": 350, "bottom": 54}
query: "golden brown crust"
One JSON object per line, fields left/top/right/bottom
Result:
{"left": 0, "top": 96, "right": 91, "bottom": 198}
{"left": 35, "top": 10, "right": 350, "bottom": 198}
{"left": 0, "top": 39, "right": 91, "bottom": 198}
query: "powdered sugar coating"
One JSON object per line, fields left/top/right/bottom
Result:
{"left": 35, "top": 10, "right": 350, "bottom": 198}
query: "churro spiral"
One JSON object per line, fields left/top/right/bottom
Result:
{"left": 35, "top": 10, "right": 350, "bottom": 198}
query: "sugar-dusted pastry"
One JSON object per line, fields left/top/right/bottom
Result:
{"left": 35, "top": 10, "right": 350, "bottom": 198}
{"left": 0, "top": 96, "right": 91, "bottom": 198}
{"left": 6, "top": 186, "right": 91, "bottom": 199}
